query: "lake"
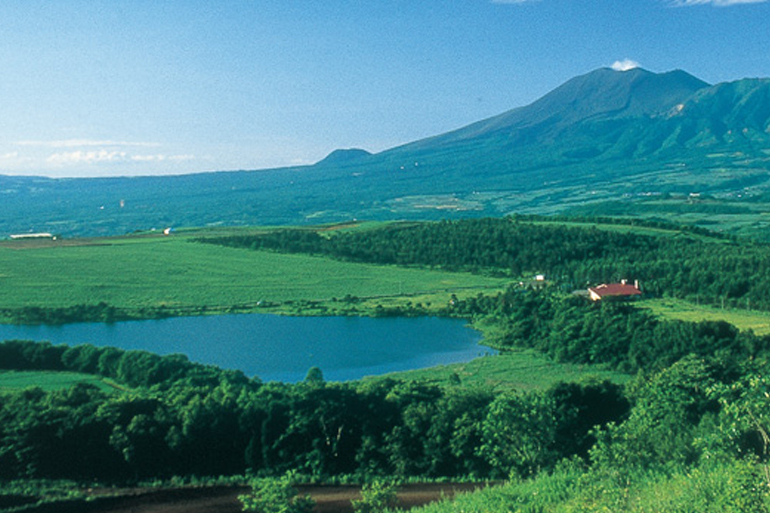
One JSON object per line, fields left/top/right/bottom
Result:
{"left": 0, "top": 314, "right": 489, "bottom": 382}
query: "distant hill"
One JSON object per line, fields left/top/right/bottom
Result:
{"left": 316, "top": 148, "right": 372, "bottom": 166}
{"left": 2, "top": 67, "right": 770, "bottom": 238}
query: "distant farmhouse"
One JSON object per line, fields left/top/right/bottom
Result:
{"left": 588, "top": 280, "right": 642, "bottom": 301}
{"left": 9, "top": 233, "right": 55, "bottom": 240}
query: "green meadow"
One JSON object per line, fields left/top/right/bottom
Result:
{"left": 369, "top": 349, "right": 632, "bottom": 393}
{"left": 640, "top": 297, "right": 770, "bottom": 336}
{"left": 0, "top": 370, "right": 121, "bottom": 393}
{"left": 0, "top": 233, "right": 509, "bottom": 319}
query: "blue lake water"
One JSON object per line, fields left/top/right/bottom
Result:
{"left": 0, "top": 314, "right": 490, "bottom": 382}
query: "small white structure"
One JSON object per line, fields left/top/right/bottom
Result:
{"left": 10, "top": 233, "right": 54, "bottom": 240}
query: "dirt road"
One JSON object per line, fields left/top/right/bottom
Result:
{"left": 22, "top": 482, "right": 490, "bottom": 513}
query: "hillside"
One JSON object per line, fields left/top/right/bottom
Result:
{"left": 2, "top": 67, "right": 770, "bottom": 238}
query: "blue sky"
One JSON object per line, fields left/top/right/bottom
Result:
{"left": 1, "top": 0, "right": 769, "bottom": 177}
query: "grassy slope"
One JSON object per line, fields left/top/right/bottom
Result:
{"left": 640, "top": 297, "right": 770, "bottom": 335}
{"left": 414, "top": 460, "right": 768, "bottom": 513}
{"left": 0, "top": 233, "right": 509, "bottom": 317}
{"left": 368, "top": 349, "right": 632, "bottom": 392}
{"left": 0, "top": 370, "right": 122, "bottom": 393}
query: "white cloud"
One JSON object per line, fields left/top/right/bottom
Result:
{"left": 672, "top": 0, "right": 767, "bottom": 6}
{"left": 130, "top": 154, "right": 196, "bottom": 162}
{"left": 3, "top": 138, "right": 199, "bottom": 175}
{"left": 45, "top": 151, "right": 197, "bottom": 165}
{"left": 46, "top": 150, "right": 129, "bottom": 165}
{"left": 611, "top": 59, "right": 641, "bottom": 71}
{"left": 15, "top": 139, "right": 195, "bottom": 168}
{"left": 130, "top": 154, "right": 164, "bottom": 162}
{"left": 16, "top": 139, "right": 161, "bottom": 148}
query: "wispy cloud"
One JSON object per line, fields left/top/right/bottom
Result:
{"left": 13, "top": 139, "right": 195, "bottom": 167}
{"left": 611, "top": 59, "right": 641, "bottom": 71}
{"left": 46, "top": 150, "right": 129, "bottom": 165}
{"left": 16, "top": 139, "right": 161, "bottom": 149}
{"left": 671, "top": 0, "right": 767, "bottom": 6}
{"left": 0, "top": 151, "right": 33, "bottom": 166}
{"left": 46, "top": 151, "right": 196, "bottom": 165}
{"left": 130, "top": 154, "right": 196, "bottom": 162}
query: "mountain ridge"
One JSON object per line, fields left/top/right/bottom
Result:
{"left": 389, "top": 67, "right": 711, "bottom": 153}
{"left": 3, "top": 67, "right": 770, "bottom": 239}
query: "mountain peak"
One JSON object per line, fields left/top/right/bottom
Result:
{"left": 517, "top": 66, "right": 710, "bottom": 123}
{"left": 402, "top": 68, "right": 711, "bottom": 149}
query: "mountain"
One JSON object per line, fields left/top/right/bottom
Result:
{"left": 400, "top": 67, "right": 710, "bottom": 148}
{"left": 316, "top": 148, "right": 373, "bottom": 166}
{"left": 3, "top": 67, "right": 770, "bottom": 238}
{"left": 359, "top": 67, "right": 716, "bottom": 189}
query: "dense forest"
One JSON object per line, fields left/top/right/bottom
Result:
{"left": 199, "top": 216, "right": 770, "bottom": 311}
{"left": 449, "top": 288, "right": 768, "bottom": 373}
{"left": 0, "top": 338, "right": 628, "bottom": 482}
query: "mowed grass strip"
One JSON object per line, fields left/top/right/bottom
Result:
{"left": 0, "top": 370, "right": 121, "bottom": 393}
{"left": 0, "top": 236, "right": 509, "bottom": 311}
{"left": 640, "top": 298, "right": 770, "bottom": 336}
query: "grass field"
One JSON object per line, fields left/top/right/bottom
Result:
{"left": 0, "top": 232, "right": 509, "bottom": 319}
{"left": 0, "top": 370, "right": 122, "bottom": 393}
{"left": 369, "top": 349, "right": 632, "bottom": 393}
{"left": 640, "top": 298, "right": 770, "bottom": 336}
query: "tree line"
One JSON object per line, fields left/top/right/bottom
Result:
{"left": 3, "top": 336, "right": 769, "bottom": 494}
{"left": 448, "top": 288, "right": 770, "bottom": 373}
{"left": 0, "top": 340, "right": 628, "bottom": 481}
{"left": 0, "top": 303, "right": 177, "bottom": 325}
{"left": 198, "top": 216, "right": 770, "bottom": 310}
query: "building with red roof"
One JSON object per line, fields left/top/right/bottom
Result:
{"left": 588, "top": 280, "right": 642, "bottom": 301}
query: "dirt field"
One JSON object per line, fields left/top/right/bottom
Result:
{"left": 24, "top": 483, "right": 490, "bottom": 513}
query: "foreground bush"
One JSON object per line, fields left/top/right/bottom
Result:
{"left": 413, "top": 459, "right": 769, "bottom": 513}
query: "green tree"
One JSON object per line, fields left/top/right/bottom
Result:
{"left": 478, "top": 392, "right": 557, "bottom": 478}
{"left": 303, "top": 367, "right": 325, "bottom": 386}
{"left": 238, "top": 472, "right": 315, "bottom": 513}
{"left": 591, "top": 356, "right": 720, "bottom": 470}
{"left": 351, "top": 480, "right": 400, "bottom": 513}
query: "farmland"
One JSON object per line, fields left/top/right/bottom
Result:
{"left": 0, "top": 230, "right": 509, "bottom": 322}
{"left": 641, "top": 297, "right": 770, "bottom": 336}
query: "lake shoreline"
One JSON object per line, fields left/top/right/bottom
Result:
{"left": 0, "top": 313, "right": 486, "bottom": 383}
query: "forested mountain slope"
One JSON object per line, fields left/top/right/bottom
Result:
{"left": 3, "top": 68, "right": 770, "bottom": 238}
